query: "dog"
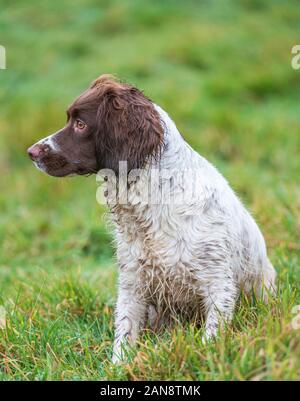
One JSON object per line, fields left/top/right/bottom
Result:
{"left": 28, "top": 75, "right": 276, "bottom": 363}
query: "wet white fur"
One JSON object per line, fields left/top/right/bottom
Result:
{"left": 37, "top": 132, "right": 60, "bottom": 151}
{"left": 111, "top": 104, "right": 276, "bottom": 363}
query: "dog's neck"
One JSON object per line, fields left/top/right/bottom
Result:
{"left": 102, "top": 103, "right": 208, "bottom": 224}
{"left": 153, "top": 104, "right": 187, "bottom": 170}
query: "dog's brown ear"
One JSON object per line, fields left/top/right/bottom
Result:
{"left": 95, "top": 81, "right": 164, "bottom": 172}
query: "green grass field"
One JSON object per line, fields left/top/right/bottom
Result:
{"left": 0, "top": 0, "right": 299, "bottom": 380}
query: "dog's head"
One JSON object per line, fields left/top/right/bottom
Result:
{"left": 27, "top": 75, "right": 164, "bottom": 176}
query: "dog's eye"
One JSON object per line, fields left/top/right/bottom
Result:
{"left": 75, "top": 119, "right": 86, "bottom": 130}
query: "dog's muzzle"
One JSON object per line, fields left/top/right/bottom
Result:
{"left": 27, "top": 143, "right": 51, "bottom": 161}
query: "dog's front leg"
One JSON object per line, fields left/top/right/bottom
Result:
{"left": 112, "top": 276, "right": 146, "bottom": 363}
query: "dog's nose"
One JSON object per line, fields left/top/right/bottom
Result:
{"left": 27, "top": 144, "right": 45, "bottom": 161}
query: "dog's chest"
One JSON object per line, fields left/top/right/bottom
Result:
{"left": 136, "top": 257, "right": 200, "bottom": 310}
{"left": 117, "top": 205, "right": 202, "bottom": 308}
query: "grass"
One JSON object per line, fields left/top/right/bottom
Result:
{"left": 0, "top": 0, "right": 299, "bottom": 380}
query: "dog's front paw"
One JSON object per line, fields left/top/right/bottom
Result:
{"left": 111, "top": 353, "right": 124, "bottom": 365}
{"left": 112, "top": 338, "right": 128, "bottom": 364}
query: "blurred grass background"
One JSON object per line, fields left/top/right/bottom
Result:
{"left": 0, "top": 0, "right": 299, "bottom": 380}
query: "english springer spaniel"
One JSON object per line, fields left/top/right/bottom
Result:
{"left": 28, "top": 75, "right": 276, "bottom": 363}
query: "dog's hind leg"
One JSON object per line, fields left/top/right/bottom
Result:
{"left": 201, "top": 271, "right": 239, "bottom": 340}
{"left": 253, "top": 258, "right": 277, "bottom": 303}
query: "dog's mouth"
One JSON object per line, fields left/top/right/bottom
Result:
{"left": 32, "top": 153, "right": 95, "bottom": 177}
{"left": 32, "top": 153, "right": 77, "bottom": 177}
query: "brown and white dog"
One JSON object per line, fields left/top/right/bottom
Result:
{"left": 28, "top": 75, "right": 276, "bottom": 363}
